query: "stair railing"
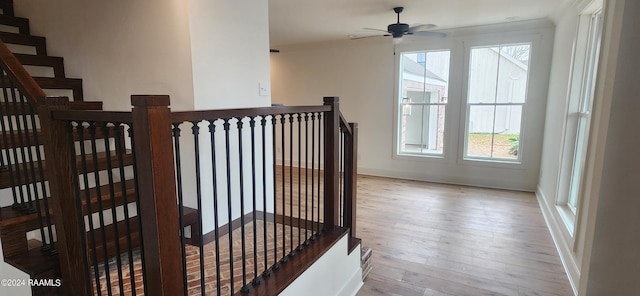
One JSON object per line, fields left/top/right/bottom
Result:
{"left": 0, "top": 34, "right": 361, "bottom": 295}
{"left": 0, "top": 39, "right": 56, "bottom": 254}
{"left": 43, "top": 95, "right": 358, "bottom": 295}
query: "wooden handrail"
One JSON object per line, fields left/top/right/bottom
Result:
{"left": 0, "top": 39, "right": 46, "bottom": 105}
{"left": 51, "top": 110, "right": 133, "bottom": 122}
{"left": 339, "top": 113, "right": 352, "bottom": 135}
{"left": 170, "top": 105, "right": 331, "bottom": 122}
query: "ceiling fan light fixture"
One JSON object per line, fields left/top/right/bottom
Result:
{"left": 388, "top": 23, "right": 409, "bottom": 38}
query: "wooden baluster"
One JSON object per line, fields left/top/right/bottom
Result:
{"left": 323, "top": 97, "right": 340, "bottom": 230}
{"left": 38, "top": 97, "right": 89, "bottom": 295}
{"left": 345, "top": 122, "right": 358, "bottom": 239}
{"left": 130, "top": 95, "right": 185, "bottom": 295}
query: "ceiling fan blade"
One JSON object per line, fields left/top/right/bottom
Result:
{"left": 363, "top": 27, "right": 390, "bottom": 33}
{"left": 350, "top": 34, "right": 390, "bottom": 40}
{"left": 411, "top": 31, "right": 447, "bottom": 38}
{"left": 407, "top": 24, "right": 437, "bottom": 33}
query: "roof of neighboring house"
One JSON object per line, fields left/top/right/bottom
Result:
{"left": 402, "top": 56, "right": 447, "bottom": 83}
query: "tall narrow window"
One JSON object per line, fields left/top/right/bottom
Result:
{"left": 398, "top": 50, "right": 450, "bottom": 156}
{"left": 566, "top": 10, "right": 603, "bottom": 213}
{"left": 464, "top": 43, "right": 531, "bottom": 162}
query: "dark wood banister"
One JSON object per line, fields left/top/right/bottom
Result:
{"left": 1, "top": 32, "right": 361, "bottom": 292}
{"left": 0, "top": 39, "right": 46, "bottom": 105}
{"left": 171, "top": 105, "right": 331, "bottom": 122}
{"left": 339, "top": 112, "right": 352, "bottom": 135}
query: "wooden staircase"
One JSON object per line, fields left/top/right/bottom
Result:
{"left": 0, "top": 1, "right": 140, "bottom": 294}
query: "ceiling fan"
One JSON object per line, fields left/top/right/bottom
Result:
{"left": 352, "top": 7, "right": 446, "bottom": 42}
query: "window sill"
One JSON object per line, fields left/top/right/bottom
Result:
{"left": 556, "top": 204, "right": 576, "bottom": 237}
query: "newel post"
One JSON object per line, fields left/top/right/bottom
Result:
{"left": 323, "top": 97, "right": 341, "bottom": 230}
{"left": 38, "top": 97, "right": 89, "bottom": 295}
{"left": 345, "top": 122, "right": 358, "bottom": 239}
{"left": 130, "top": 95, "right": 185, "bottom": 295}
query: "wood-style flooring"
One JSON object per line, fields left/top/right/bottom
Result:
{"left": 354, "top": 175, "right": 573, "bottom": 296}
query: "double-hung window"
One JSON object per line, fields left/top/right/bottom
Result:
{"left": 557, "top": 6, "right": 603, "bottom": 229}
{"left": 397, "top": 50, "right": 451, "bottom": 156}
{"left": 464, "top": 43, "right": 531, "bottom": 162}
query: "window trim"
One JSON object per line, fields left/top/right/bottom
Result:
{"left": 555, "top": 6, "right": 603, "bottom": 234}
{"left": 457, "top": 35, "right": 541, "bottom": 169}
{"left": 391, "top": 29, "right": 549, "bottom": 177}
{"left": 394, "top": 48, "right": 453, "bottom": 159}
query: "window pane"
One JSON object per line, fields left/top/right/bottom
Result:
{"left": 400, "top": 105, "right": 446, "bottom": 154}
{"left": 398, "top": 50, "right": 450, "bottom": 156}
{"left": 492, "top": 105, "right": 521, "bottom": 159}
{"left": 568, "top": 115, "right": 590, "bottom": 211}
{"left": 465, "top": 43, "right": 529, "bottom": 162}
{"left": 497, "top": 44, "right": 530, "bottom": 103}
{"left": 466, "top": 105, "right": 495, "bottom": 158}
{"left": 468, "top": 46, "right": 499, "bottom": 104}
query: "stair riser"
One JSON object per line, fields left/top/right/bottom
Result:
{"left": 0, "top": 222, "right": 30, "bottom": 257}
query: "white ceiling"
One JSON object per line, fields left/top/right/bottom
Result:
{"left": 268, "top": 0, "right": 568, "bottom": 47}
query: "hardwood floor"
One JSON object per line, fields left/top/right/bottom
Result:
{"left": 355, "top": 175, "right": 573, "bottom": 296}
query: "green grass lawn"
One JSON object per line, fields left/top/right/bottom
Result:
{"left": 467, "top": 133, "right": 519, "bottom": 158}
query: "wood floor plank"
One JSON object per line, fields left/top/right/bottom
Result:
{"left": 355, "top": 175, "right": 572, "bottom": 296}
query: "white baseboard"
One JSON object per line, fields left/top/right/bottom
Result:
{"left": 359, "top": 167, "right": 536, "bottom": 192}
{"left": 535, "top": 187, "right": 579, "bottom": 295}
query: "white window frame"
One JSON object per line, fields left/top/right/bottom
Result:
{"left": 457, "top": 34, "right": 542, "bottom": 170}
{"left": 395, "top": 49, "right": 452, "bottom": 158}
{"left": 555, "top": 4, "right": 603, "bottom": 234}
{"left": 462, "top": 43, "right": 531, "bottom": 164}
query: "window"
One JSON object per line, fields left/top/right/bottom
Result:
{"left": 464, "top": 44, "right": 531, "bottom": 162}
{"left": 397, "top": 50, "right": 450, "bottom": 156}
{"left": 558, "top": 8, "right": 603, "bottom": 220}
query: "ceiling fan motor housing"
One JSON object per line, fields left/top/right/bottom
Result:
{"left": 388, "top": 23, "right": 409, "bottom": 38}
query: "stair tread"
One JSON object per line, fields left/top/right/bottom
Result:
{"left": 0, "top": 205, "right": 43, "bottom": 229}
{"left": 5, "top": 245, "right": 59, "bottom": 276}
{"left": 80, "top": 179, "right": 137, "bottom": 215}
{"left": 0, "top": 100, "right": 101, "bottom": 116}
{"left": 0, "top": 31, "right": 46, "bottom": 55}
{"left": 34, "top": 77, "right": 83, "bottom": 101}
{"left": 0, "top": 76, "right": 84, "bottom": 101}
{"left": 0, "top": 178, "right": 137, "bottom": 229}
{"left": 0, "top": 14, "right": 29, "bottom": 34}
{"left": 0, "top": 149, "right": 134, "bottom": 189}
{"left": 0, "top": 124, "right": 121, "bottom": 149}
{"left": 13, "top": 53, "right": 65, "bottom": 78}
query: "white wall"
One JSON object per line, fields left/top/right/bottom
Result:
{"left": 271, "top": 20, "right": 554, "bottom": 191}
{"left": 185, "top": 0, "right": 273, "bottom": 233}
{"left": 11, "top": 0, "right": 274, "bottom": 249}
{"left": 583, "top": 0, "right": 640, "bottom": 294}
{"left": 188, "top": 0, "right": 271, "bottom": 110}
{"left": 280, "top": 235, "right": 362, "bottom": 296}
{"left": 14, "top": 0, "right": 195, "bottom": 111}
